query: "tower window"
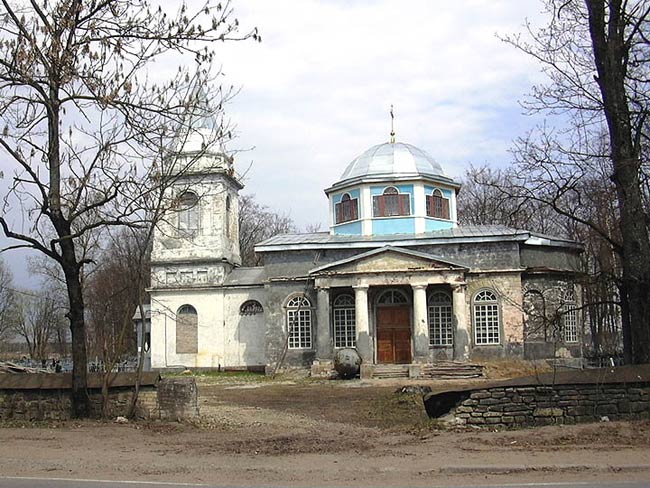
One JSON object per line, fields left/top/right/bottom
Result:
{"left": 178, "top": 191, "right": 199, "bottom": 234}
{"left": 226, "top": 195, "right": 231, "bottom": 239}
{"left": 373, "top": 186, "right": 410, "bottom": 217}
{"left": 335, "top": 193, "right": 359, "bottom": 224}
{"left": 426, "top": 188, "right": 450, "bottom": 219}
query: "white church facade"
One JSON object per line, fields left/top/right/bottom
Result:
{"left": 147, "top": 121, "right": 584, "bottom": 376}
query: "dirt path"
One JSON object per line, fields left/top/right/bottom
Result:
{"left": 1, "top": 375, "right": 649, "bottom": 487}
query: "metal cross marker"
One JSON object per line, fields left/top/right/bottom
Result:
{"left": 390, "top": 104, "right": 396, "bottom": 144}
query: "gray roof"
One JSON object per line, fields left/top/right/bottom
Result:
{"left": 255, "top": 225, "right": 582, "bottom": 252}
{"left": 310, "top": 246, "right": 470, "bottom": 274}
{"left": 223, "top": 267, "right": 266, "bottom": 287}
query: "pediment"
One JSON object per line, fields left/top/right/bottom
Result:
{"left": 310, "top": 246, "right": 468, "bottom": 275}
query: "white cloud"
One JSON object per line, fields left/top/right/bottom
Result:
{"left": 213, "top": 0, "right": 550, "bottom": 229}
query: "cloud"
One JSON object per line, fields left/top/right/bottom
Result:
{"left": 217, "top": 0, "right": 549, "bottom": 228}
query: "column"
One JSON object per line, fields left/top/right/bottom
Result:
{"left": 412, "top": 284, "right": 430, "bottom": 362}
{"left": 452, "top": 284, "right": 470, "bottom": 360}
{"left": 315, "top": 288, "right": 332, "bottom": 360}
{"left": 353, "top": 285, "right": 372, "bottom": 361}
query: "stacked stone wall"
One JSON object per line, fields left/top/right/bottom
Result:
{"left": 0, "top": 377, "right": 197, "bottom": 421}
{"left": 450, "top": 383, "right": 650, "bottom": 428}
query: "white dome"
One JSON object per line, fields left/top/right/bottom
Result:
{"left": 339, "top": 142, "right": 446, "bottom": 182}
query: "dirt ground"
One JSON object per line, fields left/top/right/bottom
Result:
{"left": 1, "top": 371, "right": 650, "bottom": 487}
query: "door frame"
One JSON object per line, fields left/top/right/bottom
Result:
{"left": 373, "top": 288, "right": 412, "bottom": 364}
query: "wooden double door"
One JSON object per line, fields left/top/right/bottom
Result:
{"left": 376, "top": 305, "right": 412, "bottom": 364}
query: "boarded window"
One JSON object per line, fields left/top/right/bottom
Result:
{"left": 335, "top": 193, "right": 359, "bottom": 224}
{"left": 426, "top": 189, "right": 450, "bottom": 219}
{"left": 178, "top": 192, "right": 199, "bottom": 234}
{"left": 372, "top": 187, "right": 410, "bottom": 217}
{"left": 176, "top": 304, "right": 198, "bottom": 354}
{"left": 428, "top": 291, "right": 453, "bottom": 346}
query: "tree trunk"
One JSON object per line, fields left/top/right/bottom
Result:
{"left": 586, "top": 0, "right": 650, "bottom": 363}
{"left": 60, "top": 236, "right": 89, "bottom": 418}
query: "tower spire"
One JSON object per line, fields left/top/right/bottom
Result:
{"left": 390, "top": 104, "right": 396, "bottom": 144}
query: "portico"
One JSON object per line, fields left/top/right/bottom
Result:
{"left": 311, "top": 246, "right": 470, "bottom": 369}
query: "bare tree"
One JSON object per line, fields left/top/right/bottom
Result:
{"left": 0, "top": 259, "right": 17, "bottom": 342}
{"left": 11, "top": 289, "right": 63, "bottom": 361}
{"left": 238, "top": 194, "right": 295, "bottom": 266}
{"left": 0, "top": 0, "right": 258, "bottom": 416}
{"left": 500, "top": 0, "right": 650, "bottom": 363}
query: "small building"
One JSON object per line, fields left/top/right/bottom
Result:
{"left": 148, "top": 114, "right": 583, "bottom": 376}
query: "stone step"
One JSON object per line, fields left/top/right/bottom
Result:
{"left": 371, "top": 364, "right": 409, "bottom": 379}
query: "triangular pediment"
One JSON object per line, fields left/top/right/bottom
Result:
{"left": 310, "top": 246, "right": 468, "bottom": 275}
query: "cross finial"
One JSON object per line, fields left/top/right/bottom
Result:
{"left": 390, "top": 104, "right": 396, "bottom": 144}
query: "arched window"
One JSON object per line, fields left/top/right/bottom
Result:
{"left": 377, "top": 289, "right": 408, "bottom": 305}
{"left": 178, "top": 191, "right": 199, "bottom": 234}
{"left": 473, "top": 290, "right": 500, "bottom": 345}
{"left": 426, "top": 188, "right": 450, "bottom": 219}
{"left": 286, "top": 295, "right": 312, "bottom": 349}
{"left": 335, "top": 193, "right": 359, "bottom": 224}
{"left": 225, "top": 195, "right": 231, "bottom": 238}
{"left": 176, "top": 304, "right": 198, "bottom": 354}
{"left": 428, "top": 291, "right": 453, "bottom": 346}
{"left": 562, "top": 289, "right": 578, "bottom": 343}
{"left": 373, "top": 186, "right": 410, "bottom": 217}
{"left": 333, "top": 294, "right": 356, "bottom": 348}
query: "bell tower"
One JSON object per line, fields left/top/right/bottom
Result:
{"left": 150, "top": 82, "right": 242, "bottom": 290}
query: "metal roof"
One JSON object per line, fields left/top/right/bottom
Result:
{"left": 255, "top": 225, "right": 582, "bottom": 252}
{"left": 223, "top": 267, "right": 266, "bottom": 287}
{"left": 309, "top": 246, "right": 470, "bottom": 274}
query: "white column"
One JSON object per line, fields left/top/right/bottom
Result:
{"left": 353, "top": 285, "right": 372, "bottom": 361}
{"left": 412, "top": 284, "right": 429, "bottom": 362}
{"left": 316, "top": 288, "right": 332, "bottom": 359}
{"left": 452, "top": 284, "right": 470, "bottom": 360}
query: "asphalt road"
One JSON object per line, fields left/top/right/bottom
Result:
{"left": 0, "top": 477, "right": 648, "bottom": 488}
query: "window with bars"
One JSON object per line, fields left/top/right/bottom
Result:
{"left": 372, "top": 186, "right": 410, "bottom": 217}
{"left": 178, "top": 191, "right": 199, "bottom": 234}
{"left": 286, "top": 296, "right": 312, "bottom": 349}
{"left": 473, "top": 290, "right": 500, "bottom": 345}
{"left": 426, "top": 189, "right": 450, "bottom": 219}
{"left": 562, "top": 290, "right": 578, "bottom": 343}
{"left": 333, "top": 294, "right": 356, "bottom": 348}
{"left": 428, "top": 291, "right": 453, "bottom": 346}
{"left": 335, "top": 193, "right": 359, "bottom": 224}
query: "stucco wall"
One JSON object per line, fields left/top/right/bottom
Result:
{"left": 150, "top": 286, "right": 266, "bottom": 370}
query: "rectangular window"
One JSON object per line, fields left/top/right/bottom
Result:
{"left": 372, "top": 194, "right": 410, "bottom": 217}
{"left": 334, "top": 308, "right": 356, "bottom": 348}
{"left": 335, "top": 198, "right": 359, "bottom": 223}
{"left": 474, "top": 304, "right": 500, "bottom": 345}
{"left": 288, "top": 309, "right": 312, "bottom": 349}
{"left": 426, "top": 195, "right": 450, "bottom": 219}
{"left": 429, "top": 305, "right": 453, "bottom": 346}
{"left": 563, "top": 308, "right": 578, "bottom": 343}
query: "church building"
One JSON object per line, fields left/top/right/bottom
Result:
{"left": 148, "top": 115, "right": 584, "bottom": 377}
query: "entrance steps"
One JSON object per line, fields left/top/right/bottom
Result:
{"left": 371, "top": 364, "right": 409, "bottom": 379}
{"left": 369, "top": 361, "right": 484, "bottom": 379}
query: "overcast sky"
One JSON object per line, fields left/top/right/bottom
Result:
{"left": 218, "top": 0, "right": 548, "bottom": 229}
{"left": 3, "top": 0, "right": 553, "bottom": 288}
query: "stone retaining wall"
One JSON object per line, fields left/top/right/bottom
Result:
{"left": 442, "top": 383, "right": 650, "bottom": 428}
{"left": 0, "top": 374, "right": 198, "bottom": 421}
